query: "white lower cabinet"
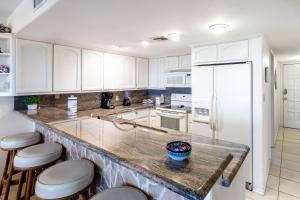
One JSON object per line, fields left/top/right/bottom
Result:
{"left": 82, "top": 49, "right": 103, "bottom": 91}
{"left": 136, "top": 58, "right": 149, "bottom": 89}
{"left": 149, "top": 58, "right": 165, "bottom": 89}
{"left": 16, "top": 39, "right": 53, "bottom": 93}
{"left": 103, "top": 53, "right": 135, "bottom": 90}
{"left": 53, "top": 45, "right": 81, "bottom": 92}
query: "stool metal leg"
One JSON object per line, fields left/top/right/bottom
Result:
{"left": 25, "top": 170, "right": 34, "bottom": 200}
{"left": 3, "top": 150, "right": 16, "bottom": 200}
{"left": 16, "top": 170, "right": 26, "bottom": 200}
{"left": 0, "top": 151, "right": 10, "bottom": 195}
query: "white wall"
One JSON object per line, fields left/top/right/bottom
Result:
{"left": 0, "top": 97, "right": 34, "bottom": 179}
{"left": 249, "top": 36, "right": 273, "bottom": 195}
{"left": 7, "top": 0, "right": 60, "bottom": 33}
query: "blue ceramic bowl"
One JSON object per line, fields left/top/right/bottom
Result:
{"left": 166, "top": 141, "right": 192, "bottom": 161}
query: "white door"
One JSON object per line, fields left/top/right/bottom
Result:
{"left": 283, "top": 64, "right": 300, "bottom": 128}
{"left": 166, "top": 56, "right": 179, "bottom": 71}
{"left": 136, "top": 58, "right": 149, "bottom": 88}
{"left": 214, "top": 63, "right": 252, "bottom": 184}
{"left": 122, "top": 56, "right": 136, "bottom": 89}
{"left": 179, "top": 55, "right": 191, "bottom": 69}
{"left": 82, "top": 49, "right": 103, "bottom": 91}
{"left": 149, "top": 58, "right": 159, "bottom": 89}
{"left": 53, "top": 45, "right": 81, "bottom": 92}
{"left": 191, "top": 66, "right": 214, "bottom": 137}
{"left": 16, "top": 39, "right": 52, "bottom": 93}
{"left": 103, "top": 53, "right": 122, "bottom": 90}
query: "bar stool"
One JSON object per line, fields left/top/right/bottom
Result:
{"left": 0, "top": 132, "right": 41, "bottom": 200}
{"left": 89, "top": 186, "right": 148, "bottom": 200}
{"left": 14, "top": 143, "right": 63, "bottom": 200}
{"left": 35, "top": 159, "right": 94, "bottom": 200}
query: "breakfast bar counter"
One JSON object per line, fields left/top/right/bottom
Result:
{"left": 17, "top": 107, "right": 249, "bottom": 200}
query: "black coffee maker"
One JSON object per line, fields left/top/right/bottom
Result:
{"left": 100, "top": 92, "right": 115, "bottom": 109}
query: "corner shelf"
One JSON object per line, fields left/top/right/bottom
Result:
{"left": 0, "top": 33, "right": 13, "bottom": 96}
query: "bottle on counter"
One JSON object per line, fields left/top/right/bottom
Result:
{"left": 67, "top": 95, "right": 77, "bottom": 115}
{"left": 160, "top": 94, "right": 165, "bottom": 104}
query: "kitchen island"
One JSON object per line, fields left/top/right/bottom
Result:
{"left": 18, "top": 107, "right": 249, "bottom": 200}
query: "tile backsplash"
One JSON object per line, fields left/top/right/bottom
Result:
{"left": 148, "top": 88, "right": 191, "bottom": 104}
{"left": 14, "top": 90, "right": 148, "bottom": 111}
{"left": 14, "top": 88, "right": 191, "bottom": 110}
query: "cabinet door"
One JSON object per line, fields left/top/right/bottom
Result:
{"left": 149, "top": 58, "right": 159, "bottom": 88}
{"left": 179, "top": 54, "right": 191, "bottom": 68}
{"left": 166, "top": 56, "right": 179, "bottom": 71}
{"left": 103, "top": 53, "right": 122, "bottom": 90}
{"left": 82, "top": 49, "right": 103, "bottom": 91}
{"left": 218, "top": 40, "right": 249, "bottom": 61}
{"left": 53, "top": 45, "right": 81, "bottom": 92}
{"left": 192, "top": 45, "right": 217, "bottom": 65}
{"left": 149, "top": 58, "right": 165, "bottom": 89}
{"left": 158, "top": 58, "right": 166, "bottom": 88}
{"left": 122, "top": 56, "right": 136, "bottom": 89}
{"left": 16, "top": 39, "right": 52, "bottom": 93}
{"left": 136, "top": 58, "right": 149, "bottom": 88}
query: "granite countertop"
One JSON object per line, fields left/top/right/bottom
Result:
{"left": 17, "top": 105, "right": 249, "bottom": 200}
{"left": 18, "top": 104, "right": 155, "bottom": 123}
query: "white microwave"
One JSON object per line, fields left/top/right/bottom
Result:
{"left": 165, "top": 72, "right": 191, "bottom": 87}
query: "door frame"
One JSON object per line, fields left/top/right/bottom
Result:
{"left": 282, "top": 63, "right": 300, "bottom": 128}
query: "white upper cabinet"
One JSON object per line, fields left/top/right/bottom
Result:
{"left": 192, "top": 45, "right": 217, "bottom": 65}
{"left": 82, "top": 49, "right": 103, "bottom": 91}
{"left": 53, "top": 45, "right": 81, "bottom": 92}
{"left": 122, "top": 56, "right": 136, "bottom": 89}
{"left": 103, "top": 53, "right": 122, "bottom": 90}
{"left": 166, "top": 56, "right": 179, "bottom": 71}
{"left": 149, "top": 58, "right": 165, "bottom": 89}
{"left": 218, "top": 40, "right": 249, "bottom": 61}
{"left": 192, "top": 40, "right": 249, "bottom": 65}
{"left": 136, "top": 58, "right": 149, "bottom": 89}
{"left": 103, "top": 53, "right": 135, "bottom": 90}
{"left": 179, "top": 54, "right": 191, "bottom": 69}
{"left": 16, "top": 39, "right": 53, "bottom": 93}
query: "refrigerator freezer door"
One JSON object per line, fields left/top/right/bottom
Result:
{"left": 192, "top": 66, "right": 214, "bottom": 137}
{"left": 214, "top": 63, "right": 252, "bottom": 184}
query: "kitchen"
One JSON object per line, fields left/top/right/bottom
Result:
{"left": 0, "top": 0, "right": 299, "bottom": 200}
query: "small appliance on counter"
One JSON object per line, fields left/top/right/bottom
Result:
{"left": 100, "top": 92, "right": 115, "bottom": 109}
{"left": 123, "top": 96, "right": 131, "bottom": 106}
{"left": 142, "top": 98, "right": 154, "bottom": 105}
{"left": 67, "top": 95, "right": 78, "bottom": 116}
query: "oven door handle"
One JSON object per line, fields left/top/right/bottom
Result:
{"left": 155, "top": 110, "right": 185, "bottom": 119}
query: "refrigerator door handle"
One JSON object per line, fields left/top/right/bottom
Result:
{"left": 209, "top": 95, "right": 214, "bottom": 130}
{"left": 213, "top": 94, "right": 217, "bottom": 132}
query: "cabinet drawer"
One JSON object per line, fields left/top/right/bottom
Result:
{"left": 192, "top": 45, "right": 217, "bottom": 65}
{"left": 218, "top": 40, "right": 249, "bottom": 61}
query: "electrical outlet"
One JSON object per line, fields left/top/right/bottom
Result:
{"left": 55, "top": 94, "right": 60, "bottom": 99}
{"left": 115, "top": 95, "right": 119, "bottom": 102}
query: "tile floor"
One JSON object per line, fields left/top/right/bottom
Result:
{"left": 2, "top": 127, "right": 300, "bottom": 200}
{"left": 247, "top": 127, "right": 300, "bottom": 200}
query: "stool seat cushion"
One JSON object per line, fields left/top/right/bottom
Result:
{"left": 90, "top": 186, "right": 147, "bottom": 200}
{"left": 14, "top": 143, "right": 63, "bottom": 169}
{"left": 35, "top": 159, "right": 94, "bottom": 199}
{"left": 0, "top": 132, "right": 41, "bottom": 150}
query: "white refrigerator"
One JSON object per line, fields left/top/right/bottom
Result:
{"left": 192, "top": 62, "right": 253, "bottom": 187}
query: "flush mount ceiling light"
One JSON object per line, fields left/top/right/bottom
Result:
{"left": 209, "top": 24, "right": 229, "bottom": 35}
{"left": 140, "top": 41, "right": 150, "bottom": 46}
{"left": 167, "top": 33, "right": 181, "bottom": 41}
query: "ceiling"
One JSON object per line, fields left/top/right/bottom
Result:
{"left": 16, "top": 0, "right": 300, "bottom": 60}
{"left": 0, "top": 0, "right": 22, "bottom": 18}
